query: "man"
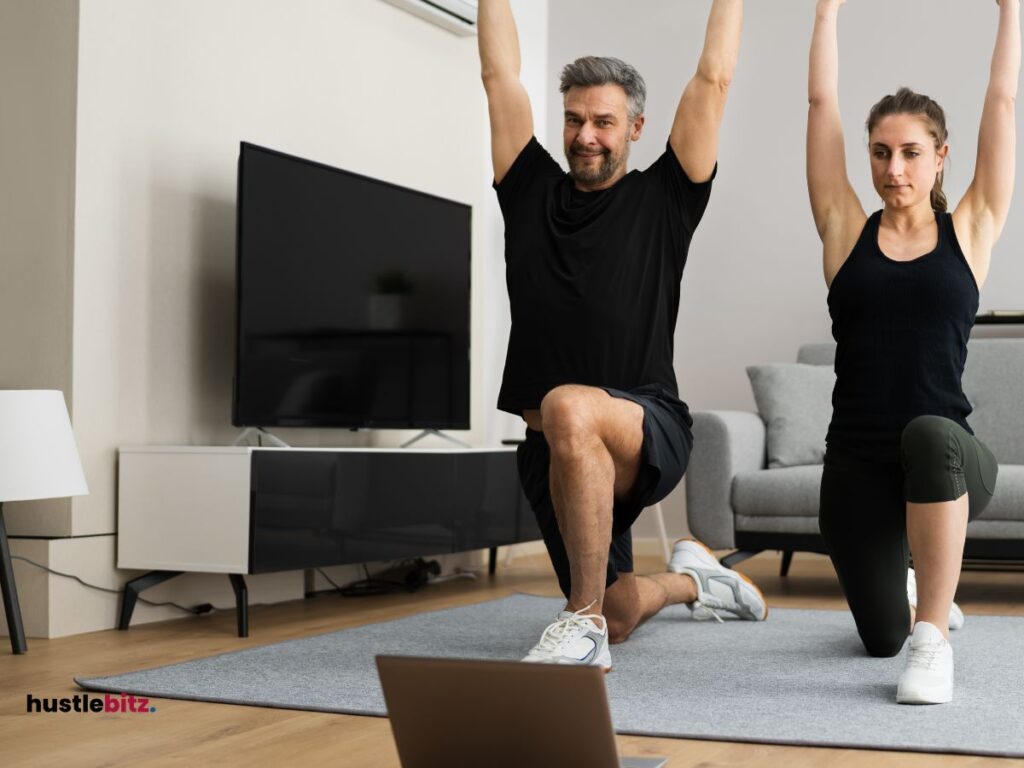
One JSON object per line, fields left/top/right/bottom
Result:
{"left": 479, "top": 0, "right": 766, "bottom": 670}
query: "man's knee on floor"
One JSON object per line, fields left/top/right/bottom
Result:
{"left": 603, "top": 580, "right": 642, "bottom": 644}
{"left": 604, "top": 609, "right": 639, "bottom": 645}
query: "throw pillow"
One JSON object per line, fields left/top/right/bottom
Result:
{"left": 746, "top": 363, "right": 835, "bottom": 468}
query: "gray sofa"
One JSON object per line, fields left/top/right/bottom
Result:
{"left": 685, "top": 338, "right": 1024, "bottom": 572}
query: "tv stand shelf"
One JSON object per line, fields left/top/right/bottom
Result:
{"left": 116, "top": 445, "right": 539, "bottom": 636}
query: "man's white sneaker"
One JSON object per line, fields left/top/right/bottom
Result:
{"left": 897, "top": 621, "right": 954, "bottom": 704}
{"left": 907, "top": 567, "right": 965, "bottom": 631}
{"left": 667, "top": 538, "right": 768, "bottom": 622}
{"left": 522, "top": 603, "right": 612, "bottom": 671}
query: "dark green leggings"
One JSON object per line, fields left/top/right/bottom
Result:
{"left": 819, "top": 415, "right": 998, "bottom": 657}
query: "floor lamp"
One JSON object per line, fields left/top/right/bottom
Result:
{"left": 0, "top": 390, "right": 88, "bottom": 654}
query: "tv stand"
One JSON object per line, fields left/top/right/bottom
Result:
{"left": 232, "top": 427, "right": 289, "bottom": 448}
{"left": 401, "top": 429, "right": 470, "bottom": 449}
{"left": 116, "top": 445, "right": 539, "bottom": 636}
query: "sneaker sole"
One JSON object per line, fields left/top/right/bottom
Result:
{"left": 673, "top": 538, "right": 770, "bottom": 621}
{"left": 522, "top": 658, "right": 612, "bottom": 672}
{"left": 897, "top": 686, "right": 953, "bottom": 704}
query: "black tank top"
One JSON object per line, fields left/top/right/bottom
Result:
{"left": 826, "top": 210, "right": 978, "bottom": 461}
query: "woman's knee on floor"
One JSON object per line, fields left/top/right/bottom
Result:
{"left": 856, "top": 614, "right": 909, "bottom": 657}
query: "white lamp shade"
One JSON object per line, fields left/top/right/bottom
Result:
{"left": 0, "top": 390, "right": 89, "bottom": 502}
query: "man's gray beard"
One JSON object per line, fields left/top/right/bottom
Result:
{"left": 567, "top": 151, "right": 621, "bottom": 186}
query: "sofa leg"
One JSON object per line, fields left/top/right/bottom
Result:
{"left": 780, "top": 550, "right": 794, "bottom": 577}
{"left": 720, "top": 550, "right": 761, "bottom": 569}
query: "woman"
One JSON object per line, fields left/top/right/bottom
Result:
{"left": 806, "top": 0, "right": 1018, "bottom": 704}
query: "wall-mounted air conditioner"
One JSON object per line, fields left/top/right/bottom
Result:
{"left": 382, "top": 0, "right": 478, "bottom": 37}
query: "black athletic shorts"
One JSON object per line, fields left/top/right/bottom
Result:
{"left": 515, "top": 383, "right": 694, "bottom": 599}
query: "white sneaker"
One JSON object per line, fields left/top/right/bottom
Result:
{"left": 522, "top": 603, "right": 612, "bottom": 671}
{"left": 897, "top": 621, "right": 954, "bottom": 704}
{"left": 667, "top": 538, "right": 768, "bottom": 622}
{"left": 907, "top": 568, "right": 965, "bottom": 631}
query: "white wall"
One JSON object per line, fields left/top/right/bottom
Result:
{"left": 70, "top": 0, "right": 498, "bottom": 535}
{"left": 0, "top": 0, "right": 79, "bottom": 536}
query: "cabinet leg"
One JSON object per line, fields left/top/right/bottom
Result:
{"left": 229, "top": 574, "right": 248, "bottom": 638}
{"left": 118, "top": 570, "right": 183, "bottom": 630}
{"left": 488, "top": 547, "right": 498, "bottom": 576}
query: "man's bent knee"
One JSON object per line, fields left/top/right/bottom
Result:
{"left": 540, "top": 386, "right": 599, "bottom": 450}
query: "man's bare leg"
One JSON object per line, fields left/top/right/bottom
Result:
{"left": 534, "top": 385, "right": 646, "bottom": 622}
{"left": 603, "top": 571, "right": 699, "bottom": 644}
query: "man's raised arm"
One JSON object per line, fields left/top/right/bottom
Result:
{"left": 479, "top": 0, "right": 534, "bottom": 184}
{"left": 669, "top": 0, "right": 743, "bottom": 183}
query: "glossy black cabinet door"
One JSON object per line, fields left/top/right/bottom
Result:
{"left": 451, "top": 453, "right": 539, "bottom": 551}
{"left": 249, "top": 450, "right": 538, "bottom": 573}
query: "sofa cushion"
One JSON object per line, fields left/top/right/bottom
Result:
{"left": 978, "top": 465, "right": 1024, "bottom": 522}
{"left": 961, "top": 341, "right": 1024, "bottom": 465}
{"left": 732, "top": 466, "right": 823, "bottom": 518}
{"left": 732, "top": 464, "right": 1023, "bottom": 526}
{"left": 746, "top": 364, "right": 834, "bottom": 468}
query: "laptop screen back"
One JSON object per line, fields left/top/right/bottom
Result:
{"left": 376, "top": 655, "right": 623, "bottom": 768}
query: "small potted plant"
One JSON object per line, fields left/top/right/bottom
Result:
{"left": 368, "top": 269, "right": 415, "bottom": 330}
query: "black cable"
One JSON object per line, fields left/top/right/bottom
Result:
{"left": 12, "top": 555, "right": 194, "bottom": 613}
{"left": 11, "top": 555, "right": 269, "bottom": 615}
{"left": 316, "top": 567, "right": 344, "bottom": 590}
{"left": 337, "top": 558, "right": 437, "bottom": 597}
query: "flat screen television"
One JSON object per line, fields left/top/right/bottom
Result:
{"left": 233, "top": 142, "right": 471, "bottom": 429}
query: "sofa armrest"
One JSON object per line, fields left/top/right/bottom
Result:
{"left": 684, "top": 410, "right": 767, "bottom": 549}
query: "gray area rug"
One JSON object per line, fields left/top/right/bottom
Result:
{"left": 76, "top": 594, "right": 1024, "bottom": 757}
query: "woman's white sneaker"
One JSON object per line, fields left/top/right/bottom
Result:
{"left": 522, "top": 603, "right": 612, "bottom": 671}
{"left": 896, "top": 621, "right": 954, "bottom": 704}
{"left": 907, "top": 567, "right": 965, "bottom": 631}
{"left": 667, "top": 538, "right": 768, "bottom": 622}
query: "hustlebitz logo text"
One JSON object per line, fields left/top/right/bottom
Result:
{"left": 27, "top": 693, "right": 156, "bottom": 714}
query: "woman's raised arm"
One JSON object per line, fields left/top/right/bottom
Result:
{"left": 807, "top": 0, "right": 865, "bottom": 286}
{"left": 954, "top": 0, "right": 1021, "bottom": 287}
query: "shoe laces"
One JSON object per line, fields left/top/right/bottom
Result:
{"left": 907, "top": 641, "right": 946, "bottom": 672}
{"left": 689, "top": 600, "right": 726, "bottom": 623}
{"left": 535, "top": 601, "right": 602, "bottom": 653}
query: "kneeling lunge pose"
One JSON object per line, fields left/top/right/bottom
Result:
{"left": 807, "top": 0, "right": 1018, "bottom": 703}
{"left": 478, "top": 0, "right": 766, "bottom": 672}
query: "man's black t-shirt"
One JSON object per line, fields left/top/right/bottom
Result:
{"left": 493, "top": 136, "right": 714, "bottom": 415}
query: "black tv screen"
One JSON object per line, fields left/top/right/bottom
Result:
{"left": 233, "top": 142, "right": 471, "bottom": 429}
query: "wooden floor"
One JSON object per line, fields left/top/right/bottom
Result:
{"left": 1, "top": 550, "right": 1022, "bottom": 767}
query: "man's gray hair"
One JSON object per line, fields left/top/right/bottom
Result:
{"left": 559, "top": 56, "right": 647, "bottom": 121}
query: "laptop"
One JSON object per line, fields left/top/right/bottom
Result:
{"left": 376, "top": 655, "right": 667, "bottom": 768}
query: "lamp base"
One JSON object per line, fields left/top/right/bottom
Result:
{"left": 0, "top": 502, "right": 28, "bottom": 653}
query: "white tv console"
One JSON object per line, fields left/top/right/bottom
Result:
{"left": 116, "top": 445, "right": 538, "bottom": 636}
